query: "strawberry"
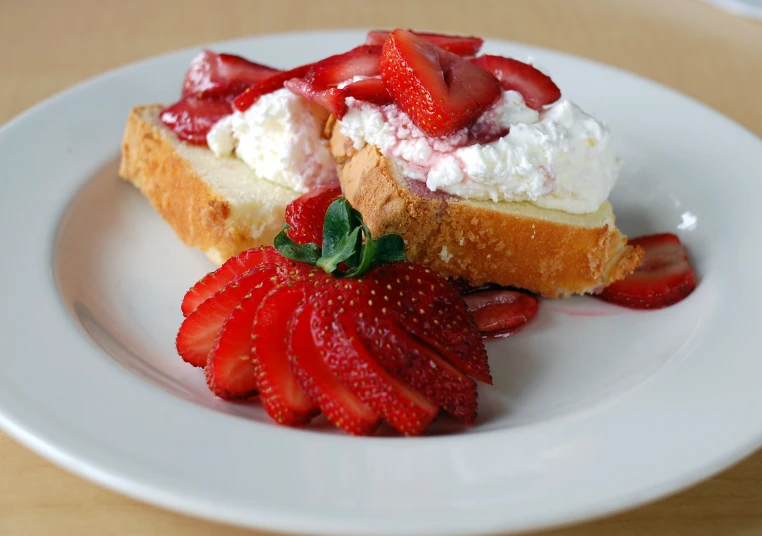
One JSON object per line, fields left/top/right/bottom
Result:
{"left": 283, "top": 78, "right": 348, "bottom": 118}
{"left": 470, "top": 55, "right": 561, "bottom": 110}
{"left": 252, "top": 285, "right": 320, "bottom": 425}
{"left": 354, "top": 318, "right": 478, "bottom": 424}
{"left": 305, "top": 45, "right": 382, "bottom": 88}
{"left": 182, "top": 246, "right": 282, "bottom": 316}
{"left": 178, "top": 196, "right": 493, "bottom": 436}
{"left": 288, "top": 301, "right": 381, "bottom": 435}
{"left": 232, "top": 63, "right": 313, "bottom": 112}
{"left": 205, "top": 293, "right": 262, "bottom": 400}
{"left": 281, "top": 46, "right": 384, "bottom": 118}
{"left": 176, "top": 265, "right": 280, "bottom": 367}
{"left": 370, "top": 263, "right": 492, "bottom": 384}
{"left": 284, "top": 186, "right": 342, "bottom": 245}
{"left": 366, "top": 30, "right": 483, "bottom": 57}
{"left": 343, "top": 78, "right": 393, "bottom": 106}
{"left": 462, "top": 288, "right": 539, "bottom": 337}
{"left": 182, "top": 50, "right": 281, "bottom": 100}
{"left": 304, "top": 260, "right": 485, "bottom": 425}
{"left": 159, "top": 98, "right": 232, "bottom": 144}
{"left": 380, "top": 29, "right": 501, "bottom": 137}
{"left": 597, "top": 233, "right": 696, "bottom": 309}
{"left": 389, "top": 330, "right": 478, "bottom": 423}
{"left": 310, "top": 286, "right": 439, "bottom": 435}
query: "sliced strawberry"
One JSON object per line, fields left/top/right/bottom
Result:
{"left": 343, "top": 78, "right": 393, "bottom": 106}
{"left": 306, "top": 45, "right": 382, "bottom": 88}
{"left": 251, "top": 286, "right": 320, "bottom": 425}
{"left": 370, "top": 263, "right": 492, "bottom": 384}
{"left": 306, "top": 262, "right": 488, "bottom": 427}
{"left": 232, "top": 63, "right": 313, "bottom": 112}
{"left": 205, "top": 294, "right": 261, "bottom": 400}
{"left": 597, "top": 233, "right": 696, "bottom": 309}
{"left": 463, "top": 288, "right": 539, "bottom": 337}
{"left": 364, "top": 323, "right": 478, "bottom": 424}
{"left": 287, "top": 301, "right": 381, "bottom": 436}
{"left": 366, "top": 30, "right": 483, "bottom": 57}
{"left": 283, "top": 78, "right": 347, "bottom": 118}
{"left": 284, "top": 185, "right": 342, "bottom": 245}
{"left": 380, "top": 29, "right": 501, "bottom": 137}
{"left": 160, "top": 98, "right": 232, "bottom": 144}
{"left": 312, "top": 307, "right": 439, "bottom": 436}
{"left": 182, "top": 246, "right": 283, "bottom": 316}
{"left": 279, "top": 46, "right": 384, "bottom": 117}
{"left": 176, "top": 265, "right": 279, "bottom": 367}
{"left": 470, "top": 55, "right": 561, "bottom": 110}
{"left": 182, "top": 50, "right": 281, "bottom": 100}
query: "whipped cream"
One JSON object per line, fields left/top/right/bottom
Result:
{"left": 207, "top": 88, "right": 337, "bottom": 193}
{"left": 338, "top": 89, "right": 618, "bottom": 214}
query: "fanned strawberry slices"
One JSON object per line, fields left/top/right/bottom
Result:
{"left": 177, "top": 194, "right": 491, "bottom": 435}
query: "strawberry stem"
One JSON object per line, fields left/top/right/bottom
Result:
{"left": 274, "top": 197, "right": 407, "bottom": 277}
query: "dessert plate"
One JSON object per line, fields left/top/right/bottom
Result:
{"left": 1, "top": 30, "right": 761, "bottom": 536}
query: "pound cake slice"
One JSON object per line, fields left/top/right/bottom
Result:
{"left": 119, "top": 105, "right": 301, "bottom": 265}
{"left": 319, "top": 29, "right": 642, "bottom": 298}
{"left": 330, "top": 126, "right": 642, "bottom": 299}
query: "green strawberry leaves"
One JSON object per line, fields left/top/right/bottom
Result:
{"left": 274, "top": 197, "right": 407, "bottom": 277}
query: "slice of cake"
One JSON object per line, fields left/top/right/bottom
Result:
{"left": 331, "top": 126, "right": 640, "bottom": 298}
{"left": 118, "top": 51, "right": 337, "bottom": 265}
{"left": 323, "top": 30, "right": 642, "bottom": 298}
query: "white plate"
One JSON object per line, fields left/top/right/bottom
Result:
{"left": 1, "top": 30, "right": 761, "bottom": 536}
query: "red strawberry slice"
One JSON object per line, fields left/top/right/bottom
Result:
{"left": 306, "top": 45, "right": 382, "bottom": 88}
{"left": 182, "top": 50, "right": 281, "bottom": 100}
{"left": 380, "top": 29, "right": 501, "bottom": 137}
{"left": 363, "top": 322, "right": 479, "bottom": 424}
{"left": 280, "top": 46, "right": 384, "bottom": 117}
{"left": 366, "top": 30, "right": 483, "bottom": 57}
{"left": 287, "top": 301, "right": 381, "bottom": 436}
{"left": 232, "top": 63, "right": 313, "bottom": 112}
{"left": 283, "top": 78, "right": 348, "bottom": 118}
{"left": 470, "top": 55, "right": 561, "bottom": 110}
{"left": 182, "top": 246, "right": 283, "bottom": 316}
{"left": 160, "top": 98, "right": 232, "bottom": 144}
{"left": 205, "top": 293, "right": 262, "bottom": 400}
{"left": 597, "top": 233, "right": 696, "bottom": 309}
{"left": 312, "top": 309, "right": 439, "bottom": 436}
{"left": 176, "top": 265, "right": 280, "bottom": 367}
{"left": 251, "top": 286, "right": 320, "bottom": 425}
{"left": 370, "top": 263, "right": 492, "bottom": 384}
{"left": 343, "top": 78, "right": 394, "bottom": 106}
{"left": 463, "top": 288, "right": 539, "bottom": 337}
{"left": 284, "top": 185, "right": 342, "bottom": 245}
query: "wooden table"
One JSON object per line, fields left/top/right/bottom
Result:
{"left": 1, "top": 0, "right": 761, "bottom": 534}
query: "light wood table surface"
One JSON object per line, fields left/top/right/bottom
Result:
{"left": 1, "top": 1, "right": 761, "bottom": 534}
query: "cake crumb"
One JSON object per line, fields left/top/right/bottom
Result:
{"left": 439, "top": 245, "right": 454, "bottom": 263}
{"left": 459, "top": 237, "right": 465, "bottom": 246}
